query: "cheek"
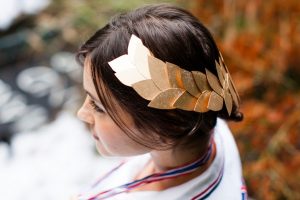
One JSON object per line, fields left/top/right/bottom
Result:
{"left": 94, "top": 120, "right": 123, "bottom": 146}
{"left": 93, "top": 118, "right": 150, "bottom": 156}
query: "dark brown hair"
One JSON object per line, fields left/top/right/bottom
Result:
{"left": 76, "top": 4, "right": 243, "bottom": 151}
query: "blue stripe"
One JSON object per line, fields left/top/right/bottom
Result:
{"left": 194, "top": 169, "right": 223, "bottom": 200}
{"left": 123, "top": 145, "right": 212, "bottom": 188}
{"left": 242, "top": 190, "right": 247, "bottom": 200}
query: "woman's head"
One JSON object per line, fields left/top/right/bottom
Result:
{"left": 77, "top": 4, "right": 242, "bottom": 156}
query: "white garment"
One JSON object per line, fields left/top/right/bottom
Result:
{"left": 79, "top": 119, "right": 247, "bottom": 200}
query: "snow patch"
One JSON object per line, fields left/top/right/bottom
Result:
{"left": 0, "top": 112, "right": 120, "bottom": 200}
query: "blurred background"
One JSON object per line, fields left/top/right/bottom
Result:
{"left": 0, "top": 0, "right": 299, "bottom": 199}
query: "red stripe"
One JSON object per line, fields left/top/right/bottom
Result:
{"left": 83, "top": 141, "right": 214, "bottom": 199}
{"left": 83, "top": 161, "right": 126, "bottom": 200}
{"left": 191, "top": 167, "right": 223, "bottom": 200}
{"left": 92, "top": 161, "right": 126, "bottom": 187}
{"left": 127, "top": 170, "right": 195, "bottom": 190}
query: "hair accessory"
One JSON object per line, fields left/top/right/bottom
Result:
{"left": 108, "top": 35, "right": 240, "bottom": 115}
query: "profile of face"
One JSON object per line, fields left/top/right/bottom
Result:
{"left": 77, "top": 58, "right": 151, "bottom": 157}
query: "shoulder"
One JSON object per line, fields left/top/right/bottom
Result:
{"left": 76, "top": 154, "right": 150, "bottom": 199}
{"left": 209, "top": 118, "right": 245, "bottom": 199}
{"left": 214, "top": 118, "right": 241, "bottom": 165}
{"left": 98, "top": 154, "right": 150, "bottom": 186}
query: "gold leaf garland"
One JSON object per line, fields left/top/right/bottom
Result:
{"left": 108, "top": 35, "right": 240, "bottom": 115}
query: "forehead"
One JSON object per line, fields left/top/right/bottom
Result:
{"left": 82, "top": 57, "right": 99, "bottom": 97}
{"left": 83, "top": 56, "right": 92, "bottom": 80}
{"left": 83, "top": 57, "right": 94, "bottom": 86}
{"left": 82, "top": 56, "right": 137, "bottom": 126}
{"left": 82, "top": 56, "right": 117, "bottom": 104}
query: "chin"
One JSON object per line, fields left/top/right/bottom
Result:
{"left": 95, "top": 143, "right": 122, "bottom": 157}
{"left": 94, "top": 139, "right": 152, "bottom": 157}
{"left": 95, "top": 143, "right": 113, "bottom": 157}
{"left": 96, "top": 145, "right": 149, "bottom": 158}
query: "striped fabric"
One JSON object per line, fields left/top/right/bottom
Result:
{"left": 190, "top": 166, "right": 224, "bottom": 200}
{"left": 241, "top": 179, "right": 248, "bottom": 200}
{"left": 79, "top": 143, "right": 213, "bottom": 200}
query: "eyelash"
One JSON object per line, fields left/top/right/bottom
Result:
{"left": 89, "top": 99, "right": 104, "bottom": 113}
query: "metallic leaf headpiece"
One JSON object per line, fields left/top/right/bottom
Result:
{"left": 108, "top": 35, "right": 240, "bottom": 115}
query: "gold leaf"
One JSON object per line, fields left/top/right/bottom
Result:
{"left": 148, "top": 88, "right": 185, "bottom": 109}
{"left": 194, "top": 91, "right": 211, "bottom": 112}
{"left": 180, "top": 69, "right": 200, "bottom": 97}
{"left": 224, "top": 91, "right": 233, "bottom": 115}
{"left": 205, "top": 69, "right": 223, "bottom": 96}
{"left": 207, "top": 91, "right": 223, "bottom": 111}
{"left": 192, "top": 71, "right": 211, "bottom": 92}
{"left": 166, "top": 62, "right": 182, "bottom": 88}
{"left": 132, "top": 80, "right": 161, "bottom": 100}
{"left": 219, "top": 52, "right": 224, "bottom": 62}
{"left": 218, "top": 53, "right": 227, "bottom": 72}
{"left": 229, "top": 75, "right": 240, "bottom": 102}
{"left": 173, "top": 91, "right": 198, "bottom": 111}
{"left": 224, "top": 73, "right": 230, "bottom": 90}
{"left": 218, "top": 54, "right": 240, "bottom": 104}
{"left": 148, "top": 55, "right": 169, "bottom": 91}
{"left": 215, "top": 60, "right": 225, "bottom": 88}
{"left": 229, "top": 81, "right": 239, "bottom": 107}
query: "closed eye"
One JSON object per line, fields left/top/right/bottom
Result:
{"left": 89, "top": 99, "right": 105, "bottom": 113}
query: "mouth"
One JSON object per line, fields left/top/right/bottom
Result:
{"left": 90, "top": 129, "right": 100, "bottom": 141}
{"left": 92, "top": 133, "right": 99, "bottom": 140}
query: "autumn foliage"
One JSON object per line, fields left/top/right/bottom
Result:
{"left": 189, "top": 0, "right": 300, "bottom": 199}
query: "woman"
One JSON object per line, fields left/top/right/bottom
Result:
{"left": 76, "top": 4, "right": 246, "bottom": 200}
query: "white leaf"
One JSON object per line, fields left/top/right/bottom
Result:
{"left": 127, "top": 35, "right": 151, "bottom": 79}
{"left": 115, "top": 69, "right": 145, "bottom": 86}
{"left": 108, "top": 35, "right": 152, "bottom": 86}
{"left": 108, "top": 55, "right": 135, "bottom": 73}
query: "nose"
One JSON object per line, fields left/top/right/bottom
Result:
{"left": 77, "top": 98, "right": 94, "bottom": 125}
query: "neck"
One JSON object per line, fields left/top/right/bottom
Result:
{"left": 133, "top": 138, "right": 216, "bottom": 192}
{"left": 150, "top": 140, "right": 213, "bottom": 173}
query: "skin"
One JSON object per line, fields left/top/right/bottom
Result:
{"left": 77, "top": 58, "right": 216, "bottom": 191}
{"left": 77, "top": 58, "right": 151, "bottom": 157}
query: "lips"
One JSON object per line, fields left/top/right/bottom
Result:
{"left": 92, "top": 133, "right": 100, "bottom": 141}
{"left": 90, "top": 128, "right": 100, "bottom": 141}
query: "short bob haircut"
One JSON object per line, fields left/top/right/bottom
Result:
{"left": 76, "top": 4, "right": 243, "bottom": 151}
